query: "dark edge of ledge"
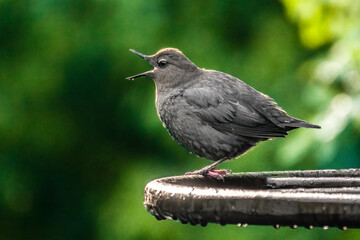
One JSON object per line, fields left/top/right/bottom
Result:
{"left": 144, "top": 168, "right": 360, "bottom": 229}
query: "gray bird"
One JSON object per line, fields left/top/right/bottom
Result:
{"left": 127, "top": 48, "right": 320, "bottom": 178}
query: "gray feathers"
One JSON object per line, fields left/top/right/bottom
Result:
{"left": 129, "top": 48, "right": 321, "bottom": 162}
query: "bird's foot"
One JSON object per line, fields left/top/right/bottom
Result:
{"left": 185, "top": 169, "right": 230, "bottom": 179}
{"left": 206, "top": 169, "right": 229, "bottom": 179}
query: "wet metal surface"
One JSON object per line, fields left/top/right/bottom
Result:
{"left": 143, "top": 169, "right": 360, "bottom": 228}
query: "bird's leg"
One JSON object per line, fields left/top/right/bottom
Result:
{"left": 185, "top": 159, "right": 229, "bottom": 179}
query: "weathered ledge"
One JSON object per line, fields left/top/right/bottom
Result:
{"left": 144, "top": 168, "right": 360, "bottom": 229}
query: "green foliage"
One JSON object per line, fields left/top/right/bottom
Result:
{"left": 0, "top": 0, "right": 359, "bottom": 239}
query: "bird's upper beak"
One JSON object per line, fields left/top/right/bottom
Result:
{"left": 126, "top": 49, "right": 155, "bottom": 80}
{"left": 129, "top": 49, "right": 148, "bottom": 59}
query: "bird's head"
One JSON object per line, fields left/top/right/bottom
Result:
{"left": 127, "top": 48, "right": 199, "bottom": 89}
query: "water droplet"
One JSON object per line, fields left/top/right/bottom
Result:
{"left": 243, "top": 223, "right": 248, "bottom": 228}
{"left": 273, "top": 224, "right": 280, "bottom": 229}
{"left": 323, "top": 225, "right": 329, "bottom": 230}
{"left": 200, "top": 222, "right": 207, "bottom": 227}
{"left": 292, "top": 225, "right": 298, "bottom": 229}
{"left": 342, "top": 226, "right": 348, "bottom": 231}
{"left": 237, "top": 223, "right": 242, "bottom": 227}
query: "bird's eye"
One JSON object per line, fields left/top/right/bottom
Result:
{"left": 158, "top": 59, "right": 168, "bottom": 67}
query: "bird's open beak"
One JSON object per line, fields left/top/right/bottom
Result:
{"left": 126, "top": 49, "right": 155, "bottom": 80}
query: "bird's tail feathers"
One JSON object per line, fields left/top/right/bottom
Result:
{"left": 281, "top": 117, "right": 321, "bottom": 129}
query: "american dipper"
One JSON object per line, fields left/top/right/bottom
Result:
{"left": 127, "top": 48, "right": 320, "bottom": 178}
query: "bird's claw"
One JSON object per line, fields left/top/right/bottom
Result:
{"left": 206, "top": 169, "right": 230, "bottom": 179}
{"left": 185, "top": 169, "right": 230, "bottom": 179}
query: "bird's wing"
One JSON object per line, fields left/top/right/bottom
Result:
{"left": 202, "top": 70, "right": 320, "bottom": 129}
{"left": 247, "top": 86, "right": 321, "bottom": 129}
{"left": 183, "top": 85, "right": 288, "bottom": 139}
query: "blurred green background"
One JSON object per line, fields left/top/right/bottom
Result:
{"left": 1, "top": 0, "right": 360, "bottom": 239}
